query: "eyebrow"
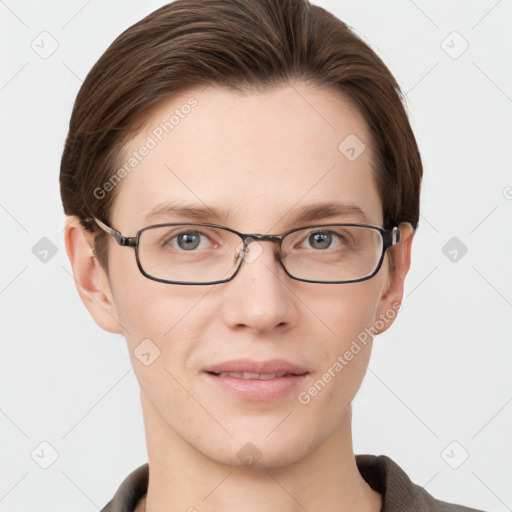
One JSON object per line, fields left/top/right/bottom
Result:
{"left": 144, "top": 202, "right": 231, "bottom": 224}
{"left": 143, "top": 201, "right": 370, "bottom": 226}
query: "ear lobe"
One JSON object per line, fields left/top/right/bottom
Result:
{"left": 64, "top": 216, "right": 124, "bottom": 335}
{"left": 374, "top": 222, "right": 414, "bottom": 334}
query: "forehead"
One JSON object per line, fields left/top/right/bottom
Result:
{"left": 111, "top": 81, "right": 382, "bottom": 231}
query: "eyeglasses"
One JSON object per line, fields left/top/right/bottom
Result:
{"left": 91, "top": 217, "right": 401, "bottom": 285}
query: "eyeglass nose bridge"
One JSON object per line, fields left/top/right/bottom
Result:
{"left": 237, "top": 233, "right": 285, "bottom": 263}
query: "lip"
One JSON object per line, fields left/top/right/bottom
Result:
{"left": 204, "top": 358, "right": 309, "bottom": 375}
{"left": 203, "top": 359, "right": 309, "bottom": 401}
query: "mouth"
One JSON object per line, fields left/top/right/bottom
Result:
{"left": 204, "top": 358, "right": 308, "bottom": 375}
{"left": 203, "top": 359, "right": 309, "bottom": 401}
{"left": 210, "top": 371, "right": 302, "bottom": 379}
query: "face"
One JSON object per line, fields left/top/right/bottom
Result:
{"left": 74, "top": 81, "right": 410, "bottom": 468}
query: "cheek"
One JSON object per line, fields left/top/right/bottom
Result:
{"left": 112, "top": 283, "right": 209, "bottom": 417}
{"left": 305, "top": 276, "right": 385, "bottom": 344}
{"left": 108, "top": 247, "right": 195, "bottom": 335}
{"left": 298, "top": 279, "right": 385, "bottom": 403}
{"left": 108, "top": 263, "right": 204, "bottom": 374}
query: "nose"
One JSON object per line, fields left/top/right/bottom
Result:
{"left": 220, "top": 238, "right": 296, "bottom": 335}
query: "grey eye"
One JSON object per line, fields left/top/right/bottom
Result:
{"left": 176, "top": 231, "right": 202, "bottom": 250}
{"left": 308, "top": 231, "right": 333, "bottom": 250}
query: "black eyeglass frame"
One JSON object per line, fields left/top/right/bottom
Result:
{"left": 91, "top": 217, "right": 401, "bottom": 285}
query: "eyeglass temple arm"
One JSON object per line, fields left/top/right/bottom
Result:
{"left": 383, "top": 226, "right": 400, "bottom": 248}
{"left": 92, "top": 217, "right": 136, "bottom": 247}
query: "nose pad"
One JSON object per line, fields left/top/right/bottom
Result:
{"left": 235, "top": 237, "right": 265, "bottom": 265}
{"left": 242, "top": 237, "right": 263, "bottom": 264}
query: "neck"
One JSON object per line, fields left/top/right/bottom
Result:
{"left": 139, "top": 394, "right": 382, "bottom": 512}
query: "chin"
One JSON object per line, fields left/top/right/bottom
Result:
{"left": 199, "top": 424, "right": 316, "bottom": 469}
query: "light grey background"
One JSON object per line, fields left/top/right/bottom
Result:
{"left": 1, "top": 0, "right": 511, "bottom": 511}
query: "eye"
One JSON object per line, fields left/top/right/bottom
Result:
{"left": 164, "top": 230, "right": 211, "bottom": 251}
{"left": 303, "top": 230, "right": 345, "bottom": 250}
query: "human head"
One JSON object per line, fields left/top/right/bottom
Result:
{"left": 61, "top": 0, "right": 422, "bottom": 471}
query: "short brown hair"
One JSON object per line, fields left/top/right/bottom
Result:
{"left": 60, "top": 0, "right": 422, "bottom": 268}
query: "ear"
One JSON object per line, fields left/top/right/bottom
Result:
{"left": 63, "top": 216, "right": 124, "bottom": 335}
{"left": 374, "top": 222, "right": 414, "bottom": 334}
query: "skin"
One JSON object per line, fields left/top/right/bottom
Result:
{"left": 65, "top": 81, "right": 414, "bottom": 512}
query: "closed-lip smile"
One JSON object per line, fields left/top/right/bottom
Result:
{"left": 203, "top": 359, "right": 309, "bottom": 401}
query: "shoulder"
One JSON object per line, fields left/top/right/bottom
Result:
{"left": 355, "top": 454, "right": 488, "bottom": 512}
{"left": 101, "top": 463, "right": 149, "bottom": 512}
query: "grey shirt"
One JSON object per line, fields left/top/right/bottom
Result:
{"left": 101, "top": 454, "right": 486, "bottom": 512}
